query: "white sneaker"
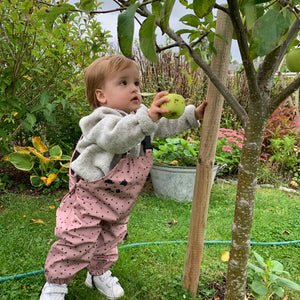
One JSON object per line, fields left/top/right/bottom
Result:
{"left": 85, "top": 270, "right": 124, "bottom": 300}
{"left": 39, "top": 282, "right": 68, "bottom": 300}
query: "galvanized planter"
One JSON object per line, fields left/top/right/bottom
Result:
{"left": 150, "top": 164, "right": 224, "bottom": 202}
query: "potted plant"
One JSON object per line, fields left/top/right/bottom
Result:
{"left": 151, "top": 128, "right": 244, "bottom": 201}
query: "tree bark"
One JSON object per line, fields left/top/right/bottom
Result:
{"left": 182, "top": 9, "right": 233, "bottom": 297}
{"left": 224, "top": 120, "right": 266, "bottom": 300}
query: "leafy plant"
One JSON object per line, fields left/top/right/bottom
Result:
{"left": 0, "top": 175, "right": 13, "bottom": 191}
{"left": 247, "top": 251, "right": 300, "bottom": 300}
{"left": 152, "top": 128, "right": 244, "bottom": 175}
{"left": 152, "top": 137, "right": 199, "bottom": 167}
{"left": 0, "top": 0, "right": 110, "bottom": 153}
{"left": 4, "top": 137, "right": 71, "bottom": 188}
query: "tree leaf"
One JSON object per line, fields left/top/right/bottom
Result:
{"left": 244, "top": 2, "right": 258, "bottom": 30}
{"left": 39, "top": 3, "right": 74, "bottom": 30}
{"left": 221, "top": 251, "right": 230, "bottom": 262}
{"left": 139, "top": 15, "right": 158, "bottom": 63}
{"left": 193, "top": 0, "right": 215, "bottom": 18}
{"left": 79, "top": 0, "right": 94, "bottom": 11}
{"left": 160, "top": 0, "right": 175, "bottom": 33}
{"left": 152, "top": 1, "right": 162, "bottom": 18}
{"left": 249, "top": 8, "right": 291, "bottom": 58}
{"left": 179, "top": 14, "right": 201, "bottom": 28}
{"left": 31, "top": 218, "right": 46, "bottom": 225}
{"left": 117, "top": 3, "right": 139, "bottom": 58}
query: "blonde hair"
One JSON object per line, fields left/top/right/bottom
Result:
{"left": 85, "top": 55, "right": 140, "bottom": 109}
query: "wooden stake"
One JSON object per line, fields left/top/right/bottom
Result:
{"left": 182, "top": 9, "right": 233, "bottom": 297}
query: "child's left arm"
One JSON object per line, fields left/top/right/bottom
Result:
{"left": 194, "top": 100, "right": 207, "bottom": 121}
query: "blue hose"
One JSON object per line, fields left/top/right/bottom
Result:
{"left": 1, "top": 239, "right": 299, "bottom": 283}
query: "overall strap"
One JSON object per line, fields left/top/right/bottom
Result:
{"left": 142, "top": 136, "right": 152, "bottom": 152}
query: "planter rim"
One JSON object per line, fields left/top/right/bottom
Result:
{"left": 153, "top": 163, "right": 221, "bottom": 169}
{"left": 152, "top": 163, "right": 196, "bottom": 170}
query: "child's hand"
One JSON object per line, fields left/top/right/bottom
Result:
{"left": 195, "top": 100, "right": 207, "bottom": 121}
{"left": 148, "top": 91, "right": 170, "bottom": 122}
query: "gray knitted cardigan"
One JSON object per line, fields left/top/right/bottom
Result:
{"left": 71, "top": 104, "right": 199, "bottom": 181}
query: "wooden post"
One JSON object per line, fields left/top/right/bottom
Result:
{"left": 182, "top": 9, "right": 233, "bottom": 297}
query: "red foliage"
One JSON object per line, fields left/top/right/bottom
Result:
{"left": 261, "top": 100, "right": 299, "bottom": 161}
{"left": 263, "top": 100, "right": 299, "bottom": 143}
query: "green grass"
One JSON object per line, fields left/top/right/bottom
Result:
{"left": 0, "top": 182, "right": 299, "bottom": 299}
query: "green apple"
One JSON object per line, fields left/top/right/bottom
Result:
{"left": 160, "top": 93, "right": 185, "bottom": 119}
{"left": 286, "top": 48, "right": 300, "bottom": 72}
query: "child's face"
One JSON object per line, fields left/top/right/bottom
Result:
{"left": 95, "top": 64, "right": 142, "bottom": 113}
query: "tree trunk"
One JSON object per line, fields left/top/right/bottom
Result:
{"left": 225, "top": 120, "right": 266, "bottom": 300}
{"left": 182, "top": 9, "right": 233, "bottom": 297}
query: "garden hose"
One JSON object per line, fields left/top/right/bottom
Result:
{"left": 1, "top": 239, "right": 300, "bottom": 283}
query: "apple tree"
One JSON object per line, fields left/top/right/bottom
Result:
{"left": 113, "top": 0, "right": 300, "bottom": 299}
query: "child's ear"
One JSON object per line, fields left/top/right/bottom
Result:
{"left": 95, "top": 89, "right": 107, "bottom": 105}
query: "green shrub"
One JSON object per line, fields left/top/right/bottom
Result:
{"left": 0, "top": 0, "right": 110, "bottom": 153}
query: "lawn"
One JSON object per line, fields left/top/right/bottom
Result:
{"left": 0, "top": 181, "right": 299, "bottom": 299}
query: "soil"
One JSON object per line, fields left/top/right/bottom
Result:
{"left": 205, "top": 281, "right": 255, "bottom": 300}
{"left": 0, "top": 162, "right": 39, "bottom": 195}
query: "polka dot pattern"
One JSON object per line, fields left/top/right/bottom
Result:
{"left": 44, "top": 149, "right": 153, "bottom": 284}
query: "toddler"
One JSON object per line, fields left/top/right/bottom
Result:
{"left": 40, "top": 54, "right": 206, "bottom": 300}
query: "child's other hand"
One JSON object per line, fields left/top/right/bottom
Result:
{"left": 195, "top": 100, "right": 207, "bottom": 121}
{"left": 148, "top": 91, "right": 170, "bottom": 122}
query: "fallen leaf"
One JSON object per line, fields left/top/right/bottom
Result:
{"left": 282, "top": 230, "right": 290, "bottom": 235}
{"left": 221, "top": 251, "right": 230, "bottom": 262}
{"left": 31, "top": 218, "right": 46, "bottom": 225}
{"left": 167, "top": 218, "right": 178, "bottom": 226}
{"left": 49, "top": 205, "right": 55, "bottom": 209}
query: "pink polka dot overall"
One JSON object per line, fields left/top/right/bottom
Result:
{"left": 44, "top": 139, "right": 153, "bottom": 284}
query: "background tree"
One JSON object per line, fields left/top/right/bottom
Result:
{"left": 0, "top": 0, "right": 111, "bottom": 153}
{"left": 113, "top": 0, "right": 300, "bottom": 299}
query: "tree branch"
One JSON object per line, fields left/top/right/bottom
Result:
{"left": 257, "top": 18, "right": 300, "bottom": 91}
{"left": 134, "top": 1, "right": 248, "bottom": 126}
{"left": 226, "top": 0, "right": 262, "bottom": 106}
{"left": 269, "top": 76, "right": 300, "bottom": 113}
